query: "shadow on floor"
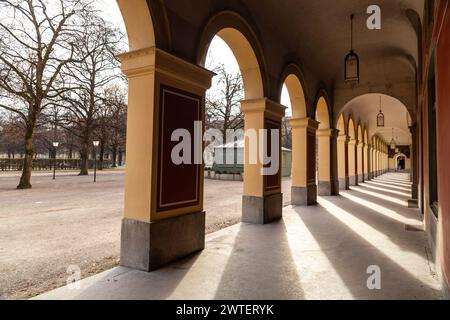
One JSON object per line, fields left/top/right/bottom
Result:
{"left": 214, "top": 220, "right": 304, "bottom": 300}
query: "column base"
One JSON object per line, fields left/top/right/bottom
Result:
{"left": 318, "top": 181, "right": 332, "bottom": 196}
{"left": 349, "top": 175, "right": 357, "bottom": 186}
{"left": 357, "top": 174, "right": 364, "bottom": 183}
{"left": 408, "top": 199, "right": 419, "bottom": 208}
{"left": 364, "top": 173, "right": 369, "bottom": 180}
{"left": 291, "top": 185, "right": 317, "bottom": 206}
{"left": 338, "top": 178, "right": 349, "bottom": 190}
{"left": 120, "top": 211, "right": 205, "bottom": 271}
{"left": 242, "top": 193, "right": 283, "bottom": 224}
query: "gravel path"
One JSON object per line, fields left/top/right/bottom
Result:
{"left": 0, "top": 171, "right": 291, "bottom": 299}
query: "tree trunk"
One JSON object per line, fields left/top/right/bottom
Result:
{"left": 79, "top": 140, "right": 89, "bottom": 176}
{"left": 99, "top": 141, "right": 105, "bottom": 170}
{"left": 118, "top": 148, "right": 123, "bottom": 166}
{"left": 17, "top": 124, "right": 35, "bottom": 189}
{"left": 111, "top": 144, "right": 117, "bottom": 168}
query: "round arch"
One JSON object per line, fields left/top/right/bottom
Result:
{"left": 357, "top": 123, "right": 363, "bottom": 142}
{"left": 117, "top": 0, "right": 171, "bottom": 51}
{"left": 279, "top": 64, "right": 309, "bottom": 118}
{"left": 335, "top": 90, "right": 416, "bottom": 121}
{"left": 315, "top": 92, "right": 333, "bottom": 195}
{"left": 347, "top": 115, "right": 356, "bottom": 140}
{"left": 316, "top": 96, "right": 330, "bottom": 130}
{"left": 394, "top": 153, "right": 408, "bottom": 171}
{"left": 196, "top": 11, "right": 267, "bottom": 99}
{"left": 337, "top": 113, "right": 346, "bottom": 135}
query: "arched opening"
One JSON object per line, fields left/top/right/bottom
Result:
{"left": 201, "top": 34, "right": 245, "bottom": 231}
{"left": 316, "top": 96, "right": 332, "bottom": 196}
{"left": 397, "top": 155, "right": 406, "bottom": 171}
{"left": 283, "top": 74, "right": 307, "bottom": 119}
{"left": 357, "top": 123, "right": 364, "bottom": 183}
{"left": 337, "top": 93, "right": 413, "bottom": 185}
{"left": 199, "top": 25, "right": 270, "bottom": 224}
{"left": 117, "top": 0, "right": 154, "bottom": 51}
{"left": 337, "top": 114, "right": 349, "bottom": 190}
{"left": 280, "top": 72, "right": 310, "bottom": 205}
{"left": 364, "top": 128, "right": 369, "bottom": 180}
{"left": 212, "top": 29, "right": 264, "bottom": 100}
{"left": 372, "top": 136, "right": 377, "bottom": 177}
{"left": 347, "top": 116, "right": 357, "bottom": 185}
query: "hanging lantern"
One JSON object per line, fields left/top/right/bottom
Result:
{"left": 377, "top": 96, "right": 385, "bottom": 127}
{"left": 390, "top": 128, "right": 397, "bottom": 150}
{"left": 345, "top": 14, "right": 360, "bottom": 82}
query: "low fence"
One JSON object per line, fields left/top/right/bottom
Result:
{"left": 0, "top": 158, "right": 114, "bottom": 171}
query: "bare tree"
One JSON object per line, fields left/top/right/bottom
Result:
{"left": 0, "top": 112, "right": 25, "bottom": 158}
{"left": 59, "top": 14, "right": 124, "bottom": 175}
{"left": 0, "top": 0, "right": 92, "bottom": 188}
{"left": 281, "top": 117, "right": 292, "bottom": 150}
{"left": 96, "top": 85, "right": 127, "bottom": 169}
{"left": 206, "top": 64, "right": 244, "bottom": 138}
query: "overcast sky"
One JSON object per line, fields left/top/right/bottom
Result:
{"left": 96, "top": 1, "right": 292, "bottom": 115}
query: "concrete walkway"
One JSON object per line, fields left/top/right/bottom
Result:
{"left": 34, "top": 173, "right": 442, "bottom": 300}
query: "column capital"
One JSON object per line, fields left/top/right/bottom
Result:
{"left": 241, "top": 98, "right": 286, "bottom": 119}
{"left": 118, "top": 47, "right": 215, "bottom": 90}
{"left": 317, "top": 128, "right": 338, "bottom": 137}
{"left": 337, "top": 134, "right": 350, "bottom": 143}
{"left": 289, "top": 117, "right": 319, "bottom": 130}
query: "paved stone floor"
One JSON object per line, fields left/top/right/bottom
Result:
{"left": 34, "top": 173, "right": 442, "bottom": 300}
{"left": 0, "top": 171, "right": 291, "bottom": 298}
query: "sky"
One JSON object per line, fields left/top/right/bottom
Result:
{"left": 96, "top": 1, "right": 292, "bottom": 116}
{"left": 206, "top": 37, "right": 292, "bottom": 117}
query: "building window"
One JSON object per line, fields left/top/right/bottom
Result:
{"left": 428, "top": 54, "right": 438, "bottom": 217}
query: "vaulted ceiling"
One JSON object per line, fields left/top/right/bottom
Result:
{"left": 341, "top": 94, "right": 412, "bottom": 145}
{"left": 154, "top": 0, "right": 423, "bottom": 140}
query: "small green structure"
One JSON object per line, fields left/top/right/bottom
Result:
{"left": 211, "top": 140, "right": 292, "bottom": 177}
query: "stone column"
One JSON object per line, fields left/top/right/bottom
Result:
{"left": 119, "top": 47, "right": 214, "bottom": 271}
{"left": 337, "top": 134, "right": 349, "bottom": 190}
{"left": 317, "top": 129, "right": 336, "bottom": 196}
{"left": 291, "top": 118, "right": 319, "bottom": 205}
{"left": 357, "top": 141, "right": 364, "bottom": 183}
{"left": 241, "top": 98, "right": 285, "bottom": 224}
{"left": 377, "top": 150, "right": 381, "bottom": 176}
{"left": 364, "top": 144, "right": 370, "bottom": 180}
{"left": 348, "top": 139, "right": 357, "bottom": 185}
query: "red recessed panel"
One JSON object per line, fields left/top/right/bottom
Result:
{"left": 157, "top": 85, "right": 201, "bottom": 212}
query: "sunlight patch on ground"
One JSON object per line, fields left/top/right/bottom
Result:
{"left": 350, "top": 186, "right": 408, "bottom": 206}
{"left": 358, "top": 184, "right": 411, "bottom": 197}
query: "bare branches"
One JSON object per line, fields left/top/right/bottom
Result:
{"left": 0, "top": 0, "right": 125, "bottom": 187}
{"left": 206, "top": 64, "right": 244, "bottom": 136}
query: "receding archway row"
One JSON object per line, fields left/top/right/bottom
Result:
{"left": 336, "top": 113, "right": 390, "bottom": 190}
{"left": 116, "top": 0, "right": 384, "bottom": 271}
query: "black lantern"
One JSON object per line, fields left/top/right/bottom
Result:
{"left": 390, "top": 128, "right": 397, "bottom": 150}
{"left": 377, "top": 96, "right": 385, "bottom": 127}
{"left": 345, "top": 14, "right": 360, "bottom": 82}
